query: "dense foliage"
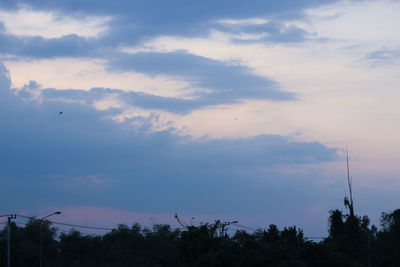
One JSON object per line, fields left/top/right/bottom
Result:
{"left": 1, "top": 208, "right": 400, "bottom": 267}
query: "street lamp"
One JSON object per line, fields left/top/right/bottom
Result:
{"left": 0, "top": 214, "right": 16, "bottom": 267}
{"left": 40, "top": 211, "right": 61, "bottom": 267}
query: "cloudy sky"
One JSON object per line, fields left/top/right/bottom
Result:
{"left": 1, "top": 0, "right": 400, "bottom": 236}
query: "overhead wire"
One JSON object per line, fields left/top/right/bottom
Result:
{"left": 15, "top": 214, "right": 114, "bottom": 231}
{"left": 47, "top": 220, "right": 113, "bottom": 231}
{"left": 231, "top": 223, "right": 257, "bottom": 232}
{"left": 230, "top": 223, "right": 326, "bottom": 240}
{"left": 4, "top": 213, "right": 327, "bottom": 240}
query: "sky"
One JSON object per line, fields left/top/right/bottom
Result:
{"left": 1, "top": 0, "right": 400, "bottom": 237}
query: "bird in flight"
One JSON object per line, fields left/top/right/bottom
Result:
{"left": 59, "top": 112, "right": 63, "bottom": 115}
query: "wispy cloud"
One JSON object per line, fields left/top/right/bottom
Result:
{"left": 217, "top": 18, "right": 270, "bottom": 26}
{"left": 0, "top": 4, "right": 111, "bottom": 38}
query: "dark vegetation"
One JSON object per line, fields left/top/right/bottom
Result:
{"left": 1, "top": 207, "right": 400, "bottom": 267}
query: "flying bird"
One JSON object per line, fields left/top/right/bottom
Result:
{"left": 59, "top": 112, "right": 63, "bottom": 115}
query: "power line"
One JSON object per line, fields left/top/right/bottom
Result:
{"left": 231, "top": 223, "right": 257, "bottom": 232}
{"left": 231, "top": 223, "right": 326, "bottom": 240}
{"left": 0, "top": 214, "right": 16, "bottom": 218}
{"left": 0, "top": 222, "right": 105, "bottom": 237}
{"left": 0, "top": 221, "right": 27, "bottom": 226}
{"left": 15, "top": 214, "right": 114, "bottom": 231}
{"left": 7, "top": 213, "right": 327, "bottom": 240}
{"left": 0, "top": 220, "right": 327, "bottom": 241}
{"left": 49, "top": 221, "right": 113, "bottom": 231}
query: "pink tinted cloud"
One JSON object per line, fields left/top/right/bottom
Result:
{"left": 49, "top": 174, "right": 113, "bottom": 186}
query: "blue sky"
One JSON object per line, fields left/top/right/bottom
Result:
{"left": 1, "top": 0, "right": 400, "bottom": 236}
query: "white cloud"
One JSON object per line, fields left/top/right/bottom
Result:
{"left": 92, "top": 94, "right": 126, "bottom": 111}
{"left": 0, "top": 5, "right": 111, "bottom": 38}
{"left": 230, "top": 32, "right": 269, "bottom": 40}
{"left": 110, "top": 105, "right": 180, "bottom": 133}
{"left": 217, "top": 18, "right": 269, "bottom": 26}
{"left": 302, "top": 0, "right": 400, "bottom": 45}
{"left": 4, "top": 58, "right": 193, "bottom": 99}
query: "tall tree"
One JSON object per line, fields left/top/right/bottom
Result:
{"left": 344, "top": 146, "right": 355, "bottom": 217}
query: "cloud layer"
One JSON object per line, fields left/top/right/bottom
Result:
{"left": 0, "top": 62, "right": 340, "bottom": 236}
{"left": 2, "top": 0, "right": 400, "bottom": 236}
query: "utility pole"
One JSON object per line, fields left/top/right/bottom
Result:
{"left": 39, "top": 222, "right": 43, "bottom": 267}
{"left": 7, "top": 214, "right": 16, "bottom": 267}
{"left": 367, "top": 230, "right": 371, "bottom": 267}
{"left": 7, "top": 216, "right": 11, "bottom": 267}
{"left": 219, "top": 221, "right": 238, "bottom": 237}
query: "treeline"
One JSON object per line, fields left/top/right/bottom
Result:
{"left": 1, "top": 208, "right": 400, "bottom": 267}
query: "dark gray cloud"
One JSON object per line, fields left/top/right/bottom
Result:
{"left": 0, "top": 1, "right": 345, "bottom": 232}
{"left": 2, "top": 0, "right": 337, "bottom": 31}
{"left": 0, "top": 0, "right": 338, "bottom": 60}
{"left": 0, "top": 62, "right": 338, "bottom": 215}
{"left": 0, "top": 0, "right": 323, "bottom": 117}
{"left": 106, "top": 51, "right": 294, "bottom": 112}
{"left": 214, "top": 18, "right": 312, "bottom": 44}
{"left": 0, "top": 32, "right": 299, "bottom": 108}
{"left": 36, "top": 50, "right": 295, "bottom": 114}
{"left": 0, "top": 33, "right": 97, "bottom": 58}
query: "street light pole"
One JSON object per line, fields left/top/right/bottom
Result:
{"left": 7, "top": 217, "right": 11, "bottom": 267}
{"left": 367, "top": 230, "right": 371, "bottom": 267}
{"left": 39, "top": 211, "right": 61, "bottom": 267}
{"left": 3, "top": 214, "right": 16, "bottom": 267}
